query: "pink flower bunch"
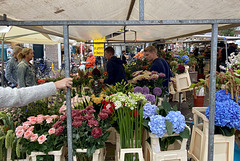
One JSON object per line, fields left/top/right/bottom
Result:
{"left": 15, "top": 114, "right": 59, "bottom": 144}
{"left": 133, "top": 70, "right": 165, "bottom": 82}
{"left": 91, "top": 127, "right": 103, "bottom": 138}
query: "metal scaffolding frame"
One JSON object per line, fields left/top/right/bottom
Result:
{"left": 0, "top": 0, "right": 239, "bottom": 160}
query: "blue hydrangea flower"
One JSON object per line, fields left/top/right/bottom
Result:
{"left": 133, "top": 86, "right": 143, "bottom": 94}
{"left": 148, "top": 115, "right": 167, "bottom": 138}
{"left": 205, "top": 99, "right": 240, "bottom": 130}
{"left": 166, "top": 111, "right": 186, "bottom": 133}
{"left": 143, "top": 103, "right": 158, "bottom": 119}
{"left": 145, "top": 94, "right": 156, "bottom": 104}
{"left": 215, "top": 90, "right": 232, "bottom": 102}
{"left": 153, "top": 87, "right": 162, "bottom": 96}
{"left": 182, "top": 55, "right": 189, "bottom": 64}
{"left": 142, "top": 86, "right": 150, "bottom": 95}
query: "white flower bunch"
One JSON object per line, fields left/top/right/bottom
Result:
{"left": 106, "top": 92, "right": 147, "bottom": 110}
{"left": 226, "top": 52, "right": 240, "bottom": 70}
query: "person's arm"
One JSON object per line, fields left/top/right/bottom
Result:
{"left": 5, "top": 61, "right": 17, "bottom": 85}
{"left": 104, "top": 61, "right": 114, "bottom": 84}
{"left": 90, "top": 57, "right": 96, "bottom": 67}
{"left": 0, "top": 78, "right": 72, "bottom": 108}
{"left": 0, "top": 82, "right": 56, "bottom": 108}
{"left": 17, "top": 64, "right": 26, "bottom": 87}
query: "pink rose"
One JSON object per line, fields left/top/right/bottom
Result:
{"left": 27, "top": 116, "right": 36, "bottom": 121}
{"left": 48, "top": 128, "right": 55, "bottom": 135}
{"left": 30, "top": 134, "right": 38, "bottom": 142}
{"left": 23, "top": 121, "right": 31, "bottom": 126}
{"left": 16, "top": 129, "right": 24, "bottom": 138}
{"left": 46, "top": 118, "right": 53, "bottom": 124}
{"left": 24, "top": 131, "right": 33, "bottom": 139}
{"left": 72, "top": 121, "right": 82, "bottom": 128}
{"left": 59, "top": 105, "right": 66, "bottom": 114}
{"left": 38, "top": 135, "right": 47, "bottom": 144}
{"left": 27, "top": 126, "right": 34, "bottom": 132}
{"left": 36, "top": 117, "right": 44, "bottom": 124}
{"left": 51, "top": 115, "right": 59, "bottom": 119}
{"left": 29, "top": 119, "right": 37, "bottom": 125}
{"left": 15, "top": 126, "right": 23, "bottom": 133}
{"left": 44, "top": 115, "right": 50, "bottom": 120}
{"left": 22, "top": 124, "right": 29, "bottom": 131}
{"left": 37, "top": 114, "right": 44, "bottom": 118}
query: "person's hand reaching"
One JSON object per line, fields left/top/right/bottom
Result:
{"left": 54, "top": 78, "right": 73, "bottom": 89}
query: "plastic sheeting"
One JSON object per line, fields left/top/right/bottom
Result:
{"left": 0, "top": 0, "right": 240, "bottom": 41}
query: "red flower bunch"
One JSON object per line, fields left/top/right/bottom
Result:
{"left": 37, "top": 79, "right": 45, "bottom": 84}
{"left": 91, "top": 127, "right": 103, "bottom": 138}
{"left": 177, "top": 64, "right": 185, "bottom": 74}
{"left": 91, "top": 68, "right": 101, "bottom": 77}
{"left": 102, "top": 99, "right": 115, "bottom": 113}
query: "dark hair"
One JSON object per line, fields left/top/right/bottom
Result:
{"left": 104, "top": 46, "right": 114, "bottom": 55}
{"left": 122, "top": 50, "right": 126, "bottom": 54}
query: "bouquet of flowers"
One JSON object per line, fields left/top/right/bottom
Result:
{"left": 205, "top": 90, "right": 240, "bottom": 136}
{"left": 105, "top": 92, "right": 147, "bottom": 157}
{"left": 56, "top": 105, "right": 113, "bottom": 157}
{"left": 142, "top": 101, "right": 190, "bottom": 150}
{"left": 15, "top": 114, "right": 64, "bottom": 157}
{"left": 132, "top": 70, "right": 166, "bottom": 92}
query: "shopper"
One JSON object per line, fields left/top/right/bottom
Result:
{"left": 5, "top": 46, "right": 22, "bottom": 88}
{"left": 99, "top": 47, "right": 127, "bottom": 85}
{"left": 85, "top": 52, "right": 96, "bottom": 69}
{"left": 17, "top": 48, "right": 36, "bottom": 87}
{"left": 120, "top": 50, "right": 127, "bottom": 65}
{"left": 0, "top": 77, "right": 72, "bottom": 108}
{"left": 144, "top": 46, "right": 172, "bottom": 91}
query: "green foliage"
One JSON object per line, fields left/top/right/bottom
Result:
{"left": 104, "top": 80, "right": 134, "bottom": 95}
{"left": 220, "top": 27, "right": 236, "bottom": 36}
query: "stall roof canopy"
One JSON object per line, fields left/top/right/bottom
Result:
{"left": 0, "top": 0, "right": 240, "bottom": 41}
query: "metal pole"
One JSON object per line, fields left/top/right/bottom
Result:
{"left": 134, "top": 31, "right": 137, "bottom": 42}
{"left": 63, "top": 25, "right": 73, "bottom": 161}
{"left": 225, "top": 40, "right": 228, "bottom": 70}
{"left": 208, "top": 23, "right": 218, "bottom": 161}
{"left": 139, "top": 0, "right": 144, "bottom": 21}
{"left": 1, "top": 35, "right": 5, "bottom": 87}
{"left": 124, "top": 27, "right": 126, "bottom": 43}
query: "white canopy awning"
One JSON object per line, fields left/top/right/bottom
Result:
{"left": 0, "top": 0, "right": 240, "bottom": 41}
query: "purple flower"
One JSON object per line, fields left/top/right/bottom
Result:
{"left": 142, "top": 86, "right": 150, "bottom": 95}
{"left": 153, "top": 87, "right": 162, "bottom": 96}
{"left": 145, "top": 94, "right": 156, "bottom": 104}
{"left": 133, "top": 86, "right": 143, "bottom": 94}
{"left": 159, "top": 73, "right": 166, "bottom": 78}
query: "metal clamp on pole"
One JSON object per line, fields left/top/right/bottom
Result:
{"left": 63, "top": 25, "right": 73, "bottom": 161}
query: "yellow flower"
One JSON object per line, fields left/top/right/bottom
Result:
{"left": 90, "top": 94, "right": 95, "bottom": 99}
{"left": 92, "top": 97, "right": 103, "bottom": 104}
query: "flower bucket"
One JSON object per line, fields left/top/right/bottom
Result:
{"left": 188, "top": 107, "right": 235, "bottom": 161}
{"left": 115, "top": 132, "right": 144, "bottom": 161}
{"left": 193, "top": 95, "right": 205, "bottom": 107}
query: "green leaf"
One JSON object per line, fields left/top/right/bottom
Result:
{"left": 234, "top": 77, "right": 240, "bottom": 84}
{"left": 179, "top": 127, "right": 190, "bottom": 138}
{"left": 189, "top": 83, "right": 196, "bottom": 88}
{"left": 165, "top": 120, "right": 173, "bottom": 135}
{"left": 161, "top": 100, "right": 172, "bottom": 113}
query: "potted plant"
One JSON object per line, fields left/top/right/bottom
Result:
{"left": 190, "top": 78, "right": 206, "bottom": 107}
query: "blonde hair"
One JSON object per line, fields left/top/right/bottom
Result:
{"left": 13, "top": 46, "right": 22, "bottom": 55}
{"left": 144, "top": 46, "right": 157, "bottom": 54}
{"left": 17, "top": 48, "right": 33, "bottom": 62}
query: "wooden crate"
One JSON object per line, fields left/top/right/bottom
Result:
{"left": 174, "top": 66, "right": 191, "bottom": 92}
{"left": 28, "top": 146, "right": 65, "bottom": 161}
{"left": 144, "top": 131, "right": 189, "bottom": 161}
{"left": 188, "top": 107, "right": 235, "bottom": 161}
{"left": 73, "top": 148, "right": 106, "bottom": 161}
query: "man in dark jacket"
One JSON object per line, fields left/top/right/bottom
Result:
{"left": 99, "top": 47, "right": 127, "bottom": 85}
{"left": 144, "top": 46, "right": 172, "bottom": 91}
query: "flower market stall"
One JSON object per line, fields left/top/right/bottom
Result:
{"left": 1, "top": 0, "right": 240, "bottom": 161}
